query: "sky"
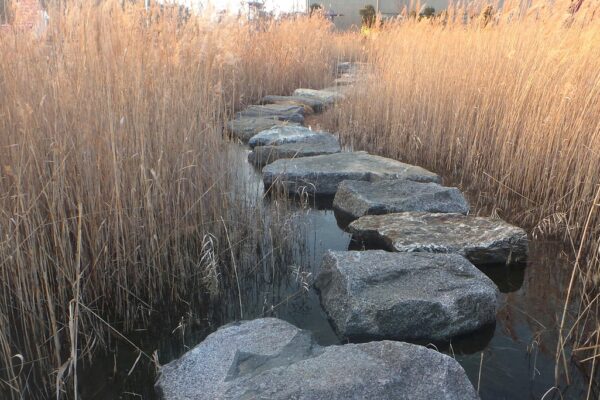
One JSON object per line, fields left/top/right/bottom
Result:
{"left": 198, "top": 0, "right": 306, "bottom": 14}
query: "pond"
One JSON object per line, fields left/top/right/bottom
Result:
{"left": 80, "top": 142, "right": 589, "bottom": 400}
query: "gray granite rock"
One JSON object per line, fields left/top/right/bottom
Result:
{"left": 263, "top": 152, "right": 441, "bottom": 196}
{"left": 336, "top": 61, "right": 370, "bottom": 75}
{"left": 349, "top": 212, "right": 528, "bottom": 265}
{"left": 248, "top": 125, "right": 324, "bottom": 148}
{"left": 315, "top": 250, "right": 499, "bottom": 342}
{"left": 236, "top": 104, "right": 305, "bottom": 124}
{"left": 226, "top": 117, "right": 300, "bottom": 143}
{"left": 293, "top": 88, "right": 345, "bottom": 105}
{"left": 156, "top": 317, "right": 479, "bottom": 400}
{"left": 334, "top": 74, "right": 361, "bottom": 86}
{"left": 249, "top": 134, "right": 341, "bottom": 166}
{"left": 261, "top": 95, "right": 326, "bottom": 113}
{"left": 333, "top": 180, "right": 469, "bottom": 221}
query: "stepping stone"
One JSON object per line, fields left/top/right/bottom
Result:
{"left": 349, "top": 212, "right": 528, "bottom": 265}
{"left": 226, "top": 117, "right": 300, "bottom": 142}
{"left": 261, "top": 95, "right": 325, "bottom": 113}
{"left": 249, "top": 134, "right": 341, "bottom": 166}
{"left": 315, "top": 250, "right": 499, "bottom": 342}
{"left": 293, "top": 88, "right": 345, "bottom": 105}
{"left": 236, "top": 104, "right": 305, "bottom": 124}
{"left": 156, "top": 318, "right": 479, "bottom": 400}
{"left": 263, "top": 152, "right": 441, "bottom": 196}
{"left": 334, "top": 74, "right": 361, "bottom": 86}
{"left": 336, "top": 61, "right": 368, "bottom": 75}
{"left": 248, "top": 125, "right": 324, "bottom": 148}
{"left": 333, "top": 180, "right": 469, "bottom": 221}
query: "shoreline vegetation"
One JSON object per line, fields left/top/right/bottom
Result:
{"left": 0, "top": 0, "right": 599, "bottom": 398}
{"left": 322, "top": 0, "right": 600, "bottom": 392}
{"left": 0, "top": 4, "right": 350, "bottom": 397}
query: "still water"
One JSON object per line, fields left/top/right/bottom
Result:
{"left": 81, "top": 143, "right": 589, "bottom": 400}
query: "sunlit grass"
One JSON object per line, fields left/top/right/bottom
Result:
{"left": 324, "top": 0, "right": 600, "bottom": 393}
{"left": 0, "top": 3, "right": 344, "bottom": 398}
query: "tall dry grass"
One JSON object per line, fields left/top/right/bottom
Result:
{"left": 325, "top": 0, "right": 600, "bottom": 392}
{"left": 0, "top": 3, "right": 342, "bottom": 398}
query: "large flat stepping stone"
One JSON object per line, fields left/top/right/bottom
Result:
{"left": 249, "top": 134, "right": 341, "bottom": 166}
{"left": 226, "top": 117, "right": 300, "bottom": 142}
{"left": 349, "top": 212, "right": 528, "bottom": 265}
{"left": 293, "top": 88, "right": 345, "bottom": 105}
{"left": 334, "top": 179, "right": 469, "bottom": 221}
{"left": 248, "top": 125, "right": 324, "bottom": 148}
{"left": 334, "top": 74, "right": 362, "bottom": 86}
{"left": 315, "top": 251, "right": 499, "bottom": 342}
{"left": 261, "top": 95, "right": 325, "bottom": 113}
{"left": 236, "top": 104, "right": 305, "bottom": 124}
{"left": 337, "top": 61, "right": 369, "bottom": 75}
{"left": 156, "top": 318, "right": 479, "bottom": 400}
{"left": 263, "top": 152, "right": 441, "bottom": 196}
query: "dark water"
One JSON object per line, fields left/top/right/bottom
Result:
{"left": 80, "top": 143, "right": 590, "bottom": 400}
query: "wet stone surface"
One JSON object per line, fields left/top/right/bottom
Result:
{"left": 263, "top": 152, "right": 441, "bottom": 196}
{"left": 349, "top": 212, "right": 528, "bottom": 266}
{"left": 156, "top": 318, "right": 479, "bottom": 400}
{"left": 333, "top": 179, "right": 470, "bottom": 222}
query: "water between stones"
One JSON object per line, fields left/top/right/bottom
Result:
{"left": 80, "top": 143, "right": 588, "bottom": 400}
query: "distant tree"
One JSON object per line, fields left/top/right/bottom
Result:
{"left": 0, "top": 0, "right": 13, "bottom": 24}
{"left": 359, "top": 4, "right": 376, "bottom": 28}
{"left": 420, "top": 6, "right": 436, "bottom": 18}
{"left": 309, "top": 3, "right": 322, "bottom": 16}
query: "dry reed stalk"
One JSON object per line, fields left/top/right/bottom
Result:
{"left": 0, "top": 2, "right": 344, "bottom": 398}
{"left": 323, "top": 0, "right": 600, "bottom": 393}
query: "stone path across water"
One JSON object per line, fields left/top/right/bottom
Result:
{"left": 157, "top": 61, "right": 530, "bottom": 399}
{"left": 156, "top": 318, "right": 479, "bottom": 400}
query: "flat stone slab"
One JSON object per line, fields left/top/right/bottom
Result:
{"left": 315, "top": 251, "right": 499, "bottom": 342}
{"left": 263, "top": 152, "right": 441, "bottom": 196}
{"left": 226, "top": 117, "right": 300, "bottom": 142}
{"left": 249, "top": 134, "right": 341, "bottom": 166}
{"left": 248, "top": 125, "right": 325, "bottom": 148}
{"left": 349, "top": 212, "right": 528, "bottom": 265}
{"left": 334, "top": 74, "right": 361, "bottom": 86}
{"left": 293, "top": 88, "right": 345, "bottom": 105}
{"left": 337, "top": 61, "right": 369, "bottom": 75}
{"left": 333, "top": 179, "right": 469, "bottom": 221}
{"left": 236, "top": 104, "right": 305, "bottom": 124}
{"left": 261, "top": 95, "right": 325, "bottom": 113}
{"left": 156, "top": 318, "right": 479, "bottom": 400}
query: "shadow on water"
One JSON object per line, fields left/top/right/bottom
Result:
{"left": 80, "top": 143, "right": 588, "bottom": 400}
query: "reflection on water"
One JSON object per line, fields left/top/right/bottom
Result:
{"left": 80, "top": 144, "right": 588, "bottom": 400}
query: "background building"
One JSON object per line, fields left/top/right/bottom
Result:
{"left": 313, "top": 0, "right": 402, "bottom": 29}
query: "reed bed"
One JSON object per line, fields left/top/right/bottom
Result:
{"left": 325, "top": 0, "right": 600, "bottom": 393}
{"left": 0, "top": 3, "right": 341, "bottom": 398}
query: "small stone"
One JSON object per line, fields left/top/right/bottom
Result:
{"left": 333, "top": 179, "right": 469, "bottom": 221}
{"left": 349, "top": 212, "right": 528, "bottom": 265}
{"left": 315, "top": 250, "right": 499, "bottom": 341}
